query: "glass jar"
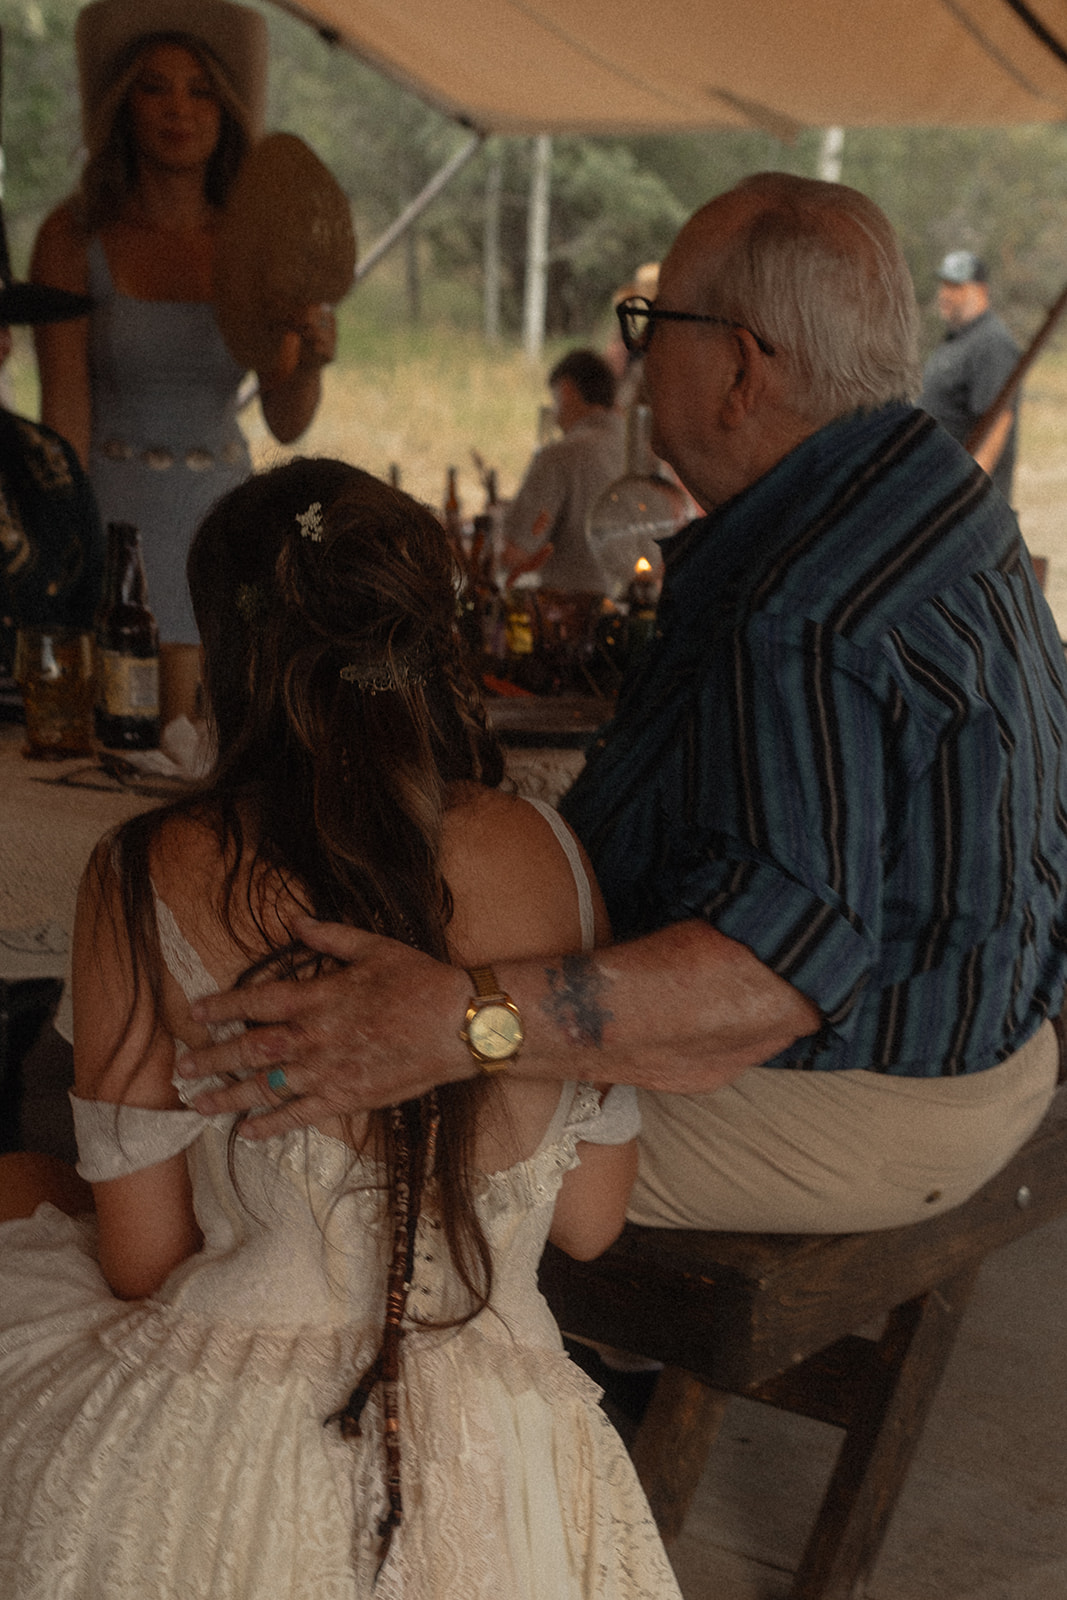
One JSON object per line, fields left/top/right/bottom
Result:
{"left": 14, "top": 627, "right": 96, "bottom": 760}
{"left": 585, "top": 404, "right": 690, "bottom": 600}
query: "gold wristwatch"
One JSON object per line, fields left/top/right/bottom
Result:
{"left": 461, "top": 965, "right": 524, "bottom": 1072}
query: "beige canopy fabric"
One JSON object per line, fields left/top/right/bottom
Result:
{"left": 275, "top": 0, "right": 1067, "bottom": 134}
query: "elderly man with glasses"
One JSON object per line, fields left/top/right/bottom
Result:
{"left": 179, "top": 173, "right": 1067, "bottom": 1243}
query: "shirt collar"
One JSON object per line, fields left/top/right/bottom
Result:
{"left": 659, "top": 403, "right": 916, "bottom": 589}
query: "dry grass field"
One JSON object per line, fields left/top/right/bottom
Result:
{"left": 242, "top": 328, "right": 558, "bottom": 513}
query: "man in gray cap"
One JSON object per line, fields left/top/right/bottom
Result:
{"left": 919, "top": 249, "right": 1021, "bottom": 500}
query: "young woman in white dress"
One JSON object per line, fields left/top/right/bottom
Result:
{"left": 0, "top": 459, "right": 682, "bottom": 1599}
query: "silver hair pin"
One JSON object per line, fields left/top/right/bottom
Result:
{"left": 296, "top": 501, "right": 324, "bottom": 541}
{"left": 340, "top": 659, "right": 429, "bottom": 695}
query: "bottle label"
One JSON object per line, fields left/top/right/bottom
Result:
{"left": 506, "top": 612, "right": 534, "bottom": 656}
{"left": 99, "top": 650, "right": 160, "bottom": 718}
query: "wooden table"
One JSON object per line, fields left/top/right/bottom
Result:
{"left": 487, "top": 694, "right": 609, "bottom": 748}
{"left": 488, "top": 694, "right": 608, "bottom": 807}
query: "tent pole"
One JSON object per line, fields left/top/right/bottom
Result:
{"left": 965, "top": 279, "right": 1067, "bottom": 454}
{"left": 354, "top": 131, "right": 486, "bottom": 283}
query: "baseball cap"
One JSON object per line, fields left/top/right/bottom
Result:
{"left": 937, "top": 250, "right": 987, "bottom": 285}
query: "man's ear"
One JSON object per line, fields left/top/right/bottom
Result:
{"left": 720, "top": 328, "right": 768, "bottom": 429}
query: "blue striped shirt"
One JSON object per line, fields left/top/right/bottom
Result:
{"left": 562, "top": 404, "right": 1067, "bottom": 1076}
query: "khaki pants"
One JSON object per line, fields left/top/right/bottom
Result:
{"left": 628, "top": 1022, "right": 1059, "bottom": 1233}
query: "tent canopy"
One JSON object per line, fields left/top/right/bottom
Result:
{"left": 274, "top": 0, "right": 1067, "bottom": 135}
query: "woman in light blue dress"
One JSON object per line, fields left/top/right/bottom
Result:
{"left": 31, "top": 0, "right": 335, "bottom": 656}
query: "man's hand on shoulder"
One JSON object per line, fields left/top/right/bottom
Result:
{"left": 178, "top": 918, "right": 474, "bottom": 1138}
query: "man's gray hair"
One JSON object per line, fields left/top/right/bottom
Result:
{"left": 705, "top": 173, "right": 921, "bottom": 423}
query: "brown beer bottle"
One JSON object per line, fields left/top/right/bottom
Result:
{"left": 94, "top": 522, "right": 161, "bottom": 750}
{"left": 443, "top": 467, "right": 464, "bottom": 551}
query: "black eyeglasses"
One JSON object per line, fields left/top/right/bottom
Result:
{"left": 616, "top": 295, "right": 776, "bottom": 358}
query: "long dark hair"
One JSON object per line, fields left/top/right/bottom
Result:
{"left": 103, "top": 459, "right": 505, "bottom": 1561}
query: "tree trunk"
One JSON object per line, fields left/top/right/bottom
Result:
{"left": 483, "top": 141, "right": 503, "bottom": 344}
{"left": 523, "top": 134, "right": 552, "bottom": 366}
{"left": 817, "top": 127, "right": 845, "bottom": 182}
{"left": 405, "top": 222, "right": 421, "bottom": 324}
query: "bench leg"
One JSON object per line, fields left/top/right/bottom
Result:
{"left": 790, "top": 1263, "right": 981, "bottom": 1600}
{"left": 629, "top": 1365, "right": 732, "bottom": 1542}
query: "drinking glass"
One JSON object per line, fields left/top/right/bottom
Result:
{"left": 13, "top": 627, "right": 96, "bottom": 759}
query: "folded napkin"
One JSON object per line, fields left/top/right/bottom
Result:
{"left": 119, "top": 717, "right": 215, "bottom": 782}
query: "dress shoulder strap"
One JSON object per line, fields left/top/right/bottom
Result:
{"left": 519, "top": 796, "right": 595, "bottom": 952}
{"left": 152, "top": 886, "right": 220, "bottom": 1005}
{"left": 86, "top": 233, "right": 114, "bottom": 299}
{"left": 151, "top": 887, "right": 245, "bottom": 1084}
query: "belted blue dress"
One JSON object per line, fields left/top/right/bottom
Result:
{"left": 87, "top": 236, "right": 252, "bottom": 642}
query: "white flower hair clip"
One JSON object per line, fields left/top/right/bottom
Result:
{"left": 296, "top": 501, "right": 324, "bottom": 542}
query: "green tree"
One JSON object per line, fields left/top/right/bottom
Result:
{"left": 0, "top": 0, "right": 83, "bottom": 271}
{"left": 843, "top": 125, "right": 1067, "bottom": 346}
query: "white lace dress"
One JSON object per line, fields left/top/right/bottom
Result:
{"left": 0, "top": 802, "right": 682, "bottom": 1600}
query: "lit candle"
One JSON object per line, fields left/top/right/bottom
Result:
{"left": 626, "top": 558, "right": 658, "bottom": 656}
{"left": 627, "top": 557, "right": 659, "bottom": 610}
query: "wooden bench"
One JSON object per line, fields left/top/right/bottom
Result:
{"left": 540, "top": 1089, "right": 1067, "bottom": 1600}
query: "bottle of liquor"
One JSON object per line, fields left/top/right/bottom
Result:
{"left": 590, "top": 596, "right": 627, "bottom": 693}
{"left": 443, "top": 467, "right": 464, "bottom": 554}
{"left": 94, "top": 522, "right": 161, "bottom": 750}
{"left": 482, "top": 467, "right": 505, "bottom": 580}
{"left": 504, "top": 591, "right": 538, "bottom": 690}
{"left": 470, "top": 465, "right": 498, "bottom": 583}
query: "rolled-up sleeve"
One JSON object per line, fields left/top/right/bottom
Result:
{"left": 665, "top": 616, "right": 891, "bottom": 1037}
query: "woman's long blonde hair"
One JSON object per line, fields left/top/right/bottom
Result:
{"left": 78, "top": 32, "right": 250, "bottom": 232}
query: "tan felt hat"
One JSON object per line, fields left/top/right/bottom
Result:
{"left": 75, "top": 0, "right": 269, "bottom": 152}
{"left": 213, "top": 132, "right": 357, "bottom": 373}
{"left": 613, "top": 261, "right": 660, "bottom": 307}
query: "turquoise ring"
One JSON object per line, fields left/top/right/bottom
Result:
{"left": 267, "top": 1066, "right": 297, "bottom": 1100}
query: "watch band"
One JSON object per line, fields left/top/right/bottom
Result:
{"left": 462, "top": 965, "right": 523, "bottom": 1072}
{"left": 468, "top": 964, "right": 503, "bottom": 999}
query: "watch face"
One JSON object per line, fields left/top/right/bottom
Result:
{"left": 468, "top": 1002, "right": 524, "bottom": 1061}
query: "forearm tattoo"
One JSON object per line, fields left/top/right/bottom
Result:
{"left": 541, "top": 954, "right": 614, "bottom": 1048}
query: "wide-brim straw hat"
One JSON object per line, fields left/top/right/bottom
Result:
{"left": 214, "top": 132, "right": 357, "bottom": 372}
{"left": 75, "top": 0, "right": 269, "bottom": 153}
{"left": 612, "top": 261, "right": 660, "bottom": 308}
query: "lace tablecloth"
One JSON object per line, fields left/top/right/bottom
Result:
{"left": 0, "top": 725, "right": 162, "bottom": 991}
{"left": 504, "top": 746, "right": 585, "bottom": 807}
{"left": 0, "top": 723, "right": 585, "bottom": 992}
